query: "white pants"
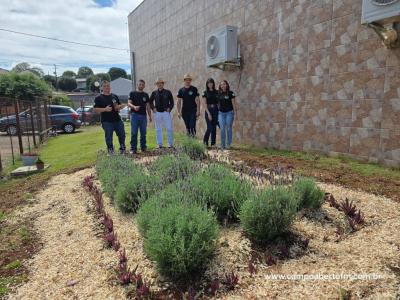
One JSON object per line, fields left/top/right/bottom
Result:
{"left": 154, "top": 111, "right": 173, "bottom": 146}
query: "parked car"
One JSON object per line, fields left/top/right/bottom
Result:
{"left": 119, "top": 106, "right": 130, "bottom": 122}
{"left": 76, "top": 106, "right": 100, "bottom": 124}
{"left": 0, "top": 105, "right": 81, "bottom": 135}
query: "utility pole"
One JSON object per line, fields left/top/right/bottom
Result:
{"left": 53, "top": 64, "right": 58, "bottom": 91}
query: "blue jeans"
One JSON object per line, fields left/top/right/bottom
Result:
{"left": 218, "top": 110, "right": 234, "bottom": 149}
{"left": 102, "top": 120, "right": 126, "bottom": 152}
{"left": 130, "top": 113, "right": 147, "bottom": 151}
{"left": 203, "top": 105, "right": 218, "bottom": 146}
{"left": 182, "top": 111, "right": 197, "bottom": 137}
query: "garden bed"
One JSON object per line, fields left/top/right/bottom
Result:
{"left": 7, "top": 143, "right": 400, "bottom": 299}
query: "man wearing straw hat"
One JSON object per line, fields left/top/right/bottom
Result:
{"left": 177, "top": 74, "right": 200, "bottom": 137}
{"left": 149, "top": 78, "right": 174, "bottom": 148}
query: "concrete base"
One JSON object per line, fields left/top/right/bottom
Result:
{"left": 11, "top": 164, "right": 50, "bottom": 176}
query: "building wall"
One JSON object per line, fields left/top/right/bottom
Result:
{"left": 128, "top": 0, "right": 400, "bottom": 167}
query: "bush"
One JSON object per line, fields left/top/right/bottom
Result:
{"left": 240, "top": 186, "right": 298, "bottom": 243}
{"left": 114, "top": 168, "right": 157, "bottom": 214}
{"left": 149, "top": 153, "right": 197, "bottom": 184}
{"left": 50, "top": 94, "right": 72, "bottom": 107}
{"left": 143, "top": 200, "right": 218, "bottom": 280}
{"left": 292, "top": 177, "right": 324, "bottom": 210}
{"left": 96, "top": 154, "right": 137, "bottom": 199}
{"left": 136, "top": 181, "right": 202, "bottom": 237}
{"left": 180, "top": 136, "right": 206, "bottom": 160}
{"left": 189, "top": 164, "right": 252, "bottom": 222}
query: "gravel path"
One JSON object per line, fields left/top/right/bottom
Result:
{"left": 8, "top": 169, "right": 126, "bottom": 300}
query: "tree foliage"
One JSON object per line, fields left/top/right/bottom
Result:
{"left": 58, "top": 76, "right": 77, "bottom": 92}
{"left": 62, "top": 70, "right": 76, "bottom": 78}
{"left": 43, "top": 75, "right": 56, "bottom": 89}
{"left": 77, "top": 66, "right": 94, "bottom": 78}
{"left": 0, "top": 72, "right": 51, "bottom": 101}
{"left": 50, "top": 94, "right": 72, "bottom": 107}
{"left": 12, "top": 62, "right": 44, "bottom": 77}
{"left": 108, "top": 67, "right": 127, "bottom": 81}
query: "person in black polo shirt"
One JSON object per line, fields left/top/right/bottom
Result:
{"left": 202, "top": 78, "right": 218, "bottom": 147}
{"left": 127, "top": 79, "right": 151, "bottom": 154}
{"left": 149, "top": 78, "right": 174, "bottom": 148}
{"left": 177, "top": 74, "right": 200, "bottom": 137}
{"left": 93, "top": 80, "right": 126, "bottom": 154}
{"left": 217, "top": 80, "right": 238, "bottom": 150}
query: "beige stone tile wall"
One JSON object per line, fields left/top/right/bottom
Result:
{"left": 128, "top": 0, "right": 400, "bottom": 167}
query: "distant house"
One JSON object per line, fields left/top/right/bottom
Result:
{"left": 0, "top": 68, "right": 10, "bottom": 74}
{"left": 110, "top": 78, "right": 132, "bottom": 101}
{"left": 76, "top": 78, "right": 87, "bottom": 91}
{"left": 66, "top": 93, "right": 97, "bottom": 108}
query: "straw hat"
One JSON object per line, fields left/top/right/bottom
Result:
{"left": 155, "top": 77, "right": 165, "bottom": 84}
{"left": 183, "top": 74, "right": 193, "bottom": 81}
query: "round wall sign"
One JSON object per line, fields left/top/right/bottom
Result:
{"left": 371, "top": 0, "right": 399, "bottom": 5}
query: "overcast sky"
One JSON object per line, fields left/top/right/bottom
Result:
{"left": 0, "top": 0, "right": 142, "bottom": 75}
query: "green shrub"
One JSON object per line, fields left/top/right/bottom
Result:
{"left": 136, "top": 181, "right": 205, "bottom": 237}
{"left": 189, "top": 164, "right": 252, "bottom": 222}
{"left": 149, "top": 153, "right": 197, "bottom": 184}
{"left": 115, "top": 169, "right": 158, "bottom": 214}
{"left": 96, "top": 154, "right": 137, "bottom": 199}
{"left": 293, "top": 177, "right": 324, "bottom": 210}
{"left": 240, "top": 186, "right": 298, "bottom": 243}
{"left": 180, "top": 136, "right": 206, "bottom": 160}
{"left": 143, "top": 201, "right": 218, "bottom": 280}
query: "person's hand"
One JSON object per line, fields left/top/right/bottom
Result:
{"left": 133, "top": 105, "right": 140, "bottom": 111}
{"left": 196, "top": 112, "right": 200, "bottom": 119}
{"left": 166, "top": 108, "right": 170, "bottom": 113}
{"left": 104, "top": 105, "right": 112, "bottom": 112}
{"left": 152, "top": 108, "right": 157, "bottom": 113}
{"left": 149, "top": 116, "right": 152, "bottom": 123}
{"left": 207, "top": 113, "right": 212, "bottom": 121}
{"left": 178, "top": 113, "right": 181, "bottom": 119}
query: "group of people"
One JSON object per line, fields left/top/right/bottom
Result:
{"left": 93, "top": 74, "right": 238, "bottom": 154}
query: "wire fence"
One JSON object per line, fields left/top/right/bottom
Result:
{"left": 0, "top": 97, "right": 51, "bottom": 172}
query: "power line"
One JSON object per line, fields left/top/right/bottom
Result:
{"left": 0, "top": 28, "right": 129, "bottom": 52}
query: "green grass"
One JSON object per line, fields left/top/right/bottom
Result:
{"left": 0, "top": 124, "right": 184, "bottom": 189}
{"left": 236, "top": 144, "right": 400, "bottom": 180}
{"left": 3, "top": 260, "right": 22, "bottom": 270}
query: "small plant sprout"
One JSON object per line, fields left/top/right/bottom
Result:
{"left": 339, "top": 198, "right": 357, "bottom": 217}
{"left": 265, "top": 253, "right": 276, "bottom": 266}
{"left": 224, "top": 271, "right": 239, "bottom": 290}
{"left": 103, "top": 214, "right": 113, "bottom": 233}
{"left": 118, "top": 248, "right": 128, "bottom": 264}
{"left": 248, "top": 258, "right": 257, "bottom": 276}
{"left": 208, "top": 278, "right": 220, "bottom": 296}
{"left": 136, "top": 280, "right": 151, "bottom": 299}
{"left": 325, "top": 193, "right": 341, "bottom": 210}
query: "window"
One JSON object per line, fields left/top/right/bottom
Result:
{"left": 50, "top": 107, "right": 73, "bottom": 114}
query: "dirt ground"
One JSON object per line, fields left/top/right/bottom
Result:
{"left": 229, "top": 149, "right": 400, "bottom": 203}
{"left": 4, "top": 165, "right": 400, "bottom": 299}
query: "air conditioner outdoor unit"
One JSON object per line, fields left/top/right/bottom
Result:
{"left": 205, "top": 25, "right": 239, "bottom": 69}
{"left": 362, "top": 0, "right": 400, "bottom": 24}
{"left": 362, "top": 0, "right": 400, "bottom": 48}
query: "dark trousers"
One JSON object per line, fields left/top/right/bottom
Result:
{"left": 130, "top": 113, "right": 147, "bottom": 151}
{"left": 182, "top": 111, "right": 197, "bottom": 137}
{"left": 101, "top": 120, "right": 126, "bottom": 152}
{"left": 203, "top": 105, "right": 218, "bottom": 146}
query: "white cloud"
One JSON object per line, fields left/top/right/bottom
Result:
{"left": 0, "top": 0, "right": 143, "bottom": 75}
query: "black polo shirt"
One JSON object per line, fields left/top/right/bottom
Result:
{"left": 217, "top": 91, "right": 236, "bottom": 113}
{"left": 129, "top": 91, "right": 149, "bottom": 115}
{"left": 149, "top": 89, "right": 174, "bottom": 112}
{"left": 177, "top": 86, "right": 199, "bottom": 114}
{"left": 202, "top": 90, "right": 218, "bottom": 105}
{"left": 94, "top": 93, "right": 121, "bottom": 123}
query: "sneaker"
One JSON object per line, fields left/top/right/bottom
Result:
{"left": 141, "top": 148, "right": 147, "bottom": 153}
{"left": 130, "top": 149, "right": 137, "bottom": 155}
{"left": 157, "top": 145, "right": 164, "bottom": 149}
{"left": 120, "top": 149, "right": 126, "bottom": 154}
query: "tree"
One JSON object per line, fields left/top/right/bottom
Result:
{"left": 58, "top": 76, "right": 77, "bottom": 92}
{"left": 127, "top": 74, "right": 132, "bottom": 80}
{"left": 87, "top": 73, "right": 111, "bottom": 92}
{"left": 77, "top": 66, "right": 94, "bottom": 78}
{"left": 12, "top": 62, "right": 44, "bottom": 77}
{"left": 43, "top": 75, "right": 56, "bottom": 89}
{"left": 108, "top": 67, "right": 127, "bottom": 81}
{"left": 62, "top": 70, "right": 76, "bottom": 78}
{"left": 50, "top": 94, "right": 72, "bottom": 107}
{"left": 0, "top": 72, "right": 51, "bottom": 101}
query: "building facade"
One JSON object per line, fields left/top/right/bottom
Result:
{"left": 128, "top": 0, "right": 400, "bottom": 167}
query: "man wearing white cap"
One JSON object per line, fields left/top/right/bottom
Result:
{"left": 177, "top": 74, "right": 200, "bottom": 137}
{"left": 149, "top": 78, "right": 174, "bottom": 148}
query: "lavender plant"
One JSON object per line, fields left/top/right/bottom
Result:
{"left": 292, "top": 177, "right": 325, "bottom": 210}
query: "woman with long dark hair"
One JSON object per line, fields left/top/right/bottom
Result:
{"left": 217, "top": 80, "right": 237, "bottom": 150}
{"left": 202, "top": 78, "right": 218, "bottom": 147}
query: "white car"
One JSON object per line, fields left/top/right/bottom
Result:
{"left": 119, "top": 106, "right": 130, "bottom": 122}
